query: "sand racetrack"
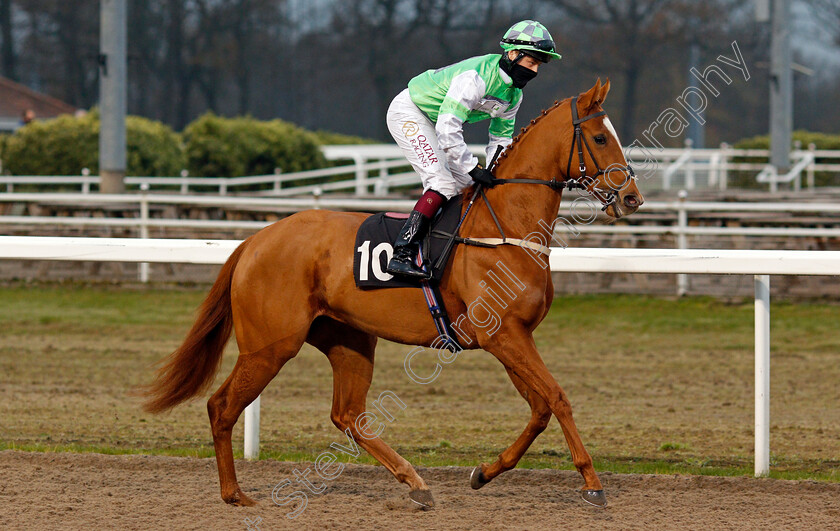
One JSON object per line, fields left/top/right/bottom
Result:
{"left": 1, "top": 451, "right": 838, "bottom": 530}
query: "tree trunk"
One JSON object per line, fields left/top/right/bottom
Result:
{"left": 164, "top": 0, "right": 186, "bottom": 128}
{"left": 127, "top": 0, "right": 153, "bottom": 117}
{"left": 235, "top": 26, "right": 249, "bottom": 115}
{"left": 0, "top": 0, "right": 15, "bottom": 80}
{"left": 621, "top": 61, "right": 639, "bottom": 142}
{"left": 176, "top": 68, "right": 192, "bottom": 131}
{"left": 55, "top": 6, "right": 79, "bottom": 105}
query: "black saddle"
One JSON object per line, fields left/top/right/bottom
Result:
{"left": 353, "top": 196, "right": 463, "bottom": 289}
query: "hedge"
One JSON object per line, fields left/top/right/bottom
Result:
{"left": 0, "top": 133, "right": 8, "bottom": 172}
{"left": 1, "top": 111, "right": 377, "bottom": 179}
{"left": 183, "top": 113, "right": 327, "bottom": 177}
{"left": 1, "top": 111, "right": 184, "bottom": 176}
{"left": 125, "top": 115, "right": 186, "bottom": 176}
{"left": 313, "top": 130, "right": 376, "bottom": 145}
{"left": 734, "top": 131, "right": 840, "bottom": 151}
{"left": 731, "top": 131, "right": 840, "bottom": 188}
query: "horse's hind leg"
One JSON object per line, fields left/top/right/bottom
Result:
{"left": 307, "top": 318, "right": 434, "bottom": 508}
{"left": 470, "top": 368, "right": 551, "bottom": 489}
{"left": 208, "top": 331, "right": 307, "bottom": 506}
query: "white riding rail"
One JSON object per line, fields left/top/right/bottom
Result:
{"left": 2, "top": 144, "right": 839, "bottom": 195}
{"left": 4, "top": 192, "right": 840, "bottom": 288}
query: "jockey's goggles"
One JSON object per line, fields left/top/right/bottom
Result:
{"left": 501, "top": 38, "right": 557, "bottom": 53}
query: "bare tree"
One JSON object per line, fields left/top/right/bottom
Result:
{"left": 810, "top": 0, "right": 840, "bottom": 45}
{"left": 12, "top": 0, "right": 98, "bottom": 107}
{"left": 202, "top": 0, "right": 286, "bottom": 115}
{"left": 1, "top": 0, "right": 831, "bottom": 144}
{"left": 1, "top": 0, "right": 15, "bottom": 80}
{"left": 540, "top": 0, "right": 680, "bottom": 140}
{"left": 54, "top": 2, "right": 99, "bottom": 107}
{"left": 318, "top": 0, "right": 508, "bottom": 137}
{"left": 333, "top": 0, "right": 430, "bottom": 136}
{"left": 127, "top": 0, "right": 163, "bottom": 117}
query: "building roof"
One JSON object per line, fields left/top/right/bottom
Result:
{"left": 0, "top": 75, "right": 77, "bottom": 129}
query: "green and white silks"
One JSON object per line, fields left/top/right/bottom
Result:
{"left": 405, "top": 53, "right": 522, "bottom": 179}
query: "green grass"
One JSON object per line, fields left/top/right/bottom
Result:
{"left": 658, "top": 442, "right": 689, "bottom": 451}
{"left": 2, "top": 283, "right": 840, "bottom": 484}
{"left": 3, "top": 441, "right": 837, "bottom": 484}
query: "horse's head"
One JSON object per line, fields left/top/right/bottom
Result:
{"left": 568, "top": 79, "right": 644, "bottom": 219}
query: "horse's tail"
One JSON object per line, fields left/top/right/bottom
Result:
{"left": 141, "top": 239, "right": 249, "bottom": 414}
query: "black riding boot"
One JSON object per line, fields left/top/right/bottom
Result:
{"left": 386, "top": 210, "right": 430, "bottom": 278}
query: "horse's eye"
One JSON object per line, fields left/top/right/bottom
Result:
{"left": 594, "top": 135, "right": 607, "bottom": 145}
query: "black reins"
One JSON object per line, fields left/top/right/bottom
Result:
{"left": 490, "top": 96, "right": 635, "bottom": 210}
{"left": 432, "top": 97, "right": 638, "bottom": 265}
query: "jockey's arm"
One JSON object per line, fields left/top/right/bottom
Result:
{"left": 435, "top": 71, "right": 485, "bottom": 175}
{"left": 486, "top": 96, "right": 520, "bottom": 163}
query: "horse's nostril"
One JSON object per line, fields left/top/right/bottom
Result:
{"left": 623, "top": 194, "right": 639, "bottom": 208}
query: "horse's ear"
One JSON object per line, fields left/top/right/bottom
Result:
{"left": 578, "top": 78, "right": 602, "bottom": 111}
{"left": 598, "top": 78, "right": 611, "bottom": 105}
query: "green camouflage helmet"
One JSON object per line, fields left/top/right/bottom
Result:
{"left": 500, "top": 20, "right": 562, "bottom": 62}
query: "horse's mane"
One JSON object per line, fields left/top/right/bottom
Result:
{"left": 458, "top": 95, "right": 574, "bottom": 203}
{"left": 492, "top": 96, "right": 573, "bottom": 171}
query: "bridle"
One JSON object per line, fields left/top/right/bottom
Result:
{"left": 441, "top": 97, "right": 637, "bottom": 259}
{"left": 491, "top": 96, "right": 636, "bottom": 211}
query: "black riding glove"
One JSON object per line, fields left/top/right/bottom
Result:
{"left": 469, "top": 163, "right": 496, "bottom": 188}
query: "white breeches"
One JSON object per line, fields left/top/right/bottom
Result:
{"left": 386, "top": 89, "right": 473, "bottom": 199}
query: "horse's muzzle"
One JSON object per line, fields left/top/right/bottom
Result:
{"left": 623, "top": 194, "right": 642, "bottom": 209}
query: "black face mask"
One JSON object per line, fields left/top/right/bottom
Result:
{"left": 500, "top": 53, "right": 538, "bottom": 88}
{"left": 509, "top": 64, "right": 538, "bottom": 88}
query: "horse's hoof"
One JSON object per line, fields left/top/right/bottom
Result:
{"left": 409, "top": 489, "right": 435, "bottom": 509}
{"left": 470, "top": 466, "right": 490, "bottom": 490}
{"left": 224, "top": 489, "right": 258, "bottom": 507}
{"left": 581, "top": 489, "right": 607, "bottom": 508}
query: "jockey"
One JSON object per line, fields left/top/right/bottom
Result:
{"left": 385, "top": 20, "right": 562, "bottom": 278}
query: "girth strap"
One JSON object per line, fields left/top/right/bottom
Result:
{"left": 417, "top": 243, "right": 462, "bottom": 353}
{"left": 430, "top": 229, "right": 551, "bottom": 256}
{"left": 463, "top": 237, "right": 551, "bottom": 256}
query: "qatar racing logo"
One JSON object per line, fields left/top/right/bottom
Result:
{"left": 409, "top": 134, "right": 438, "bottom": 168}
{"left": 402, "top": 121, "right": 420, "bottom": 137}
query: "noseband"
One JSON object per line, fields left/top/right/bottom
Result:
{"left": 491, "top": 96, "right": 636, "bottom": 211}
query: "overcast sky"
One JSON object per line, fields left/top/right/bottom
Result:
{"left": 792, "top": 1, "right": 840, "bottom": 79}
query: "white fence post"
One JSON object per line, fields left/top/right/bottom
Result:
{"left": 684, "top": 139, "right": 695, "bottom": 190}
{"left": 807, "top": 143, "right": 816, "bottom": 191}
{"left": 676, "top": 190, "right": 689, "bottom": 296}
{"left": 82, "top": 168, "right": 91, "bottom": 194}
{"left": 273, "top": 167, "right": 283, "bottom": 193}
{"left": 138, "top": 184, "right": 150, "bottom": 283}
{"left": 180, "top": 169, "right": 189, "bottom": 194}
{"left": 375, "top": 159, "right": 390, "bottom": 196}
{"left": 754, "top": 274, "right": 771, "bottom": 477}
{"left": 719, "top": 142, "right": 729, "bottom": 190}
{"left": 708, "top": 152, "right": 720, "bottom": 188}
{"left": 244, "top": 395, "right": 260, "bottom": 460}
{"left": 2, "top": 155, "right": 10, "bottom": 192}
{"left": 354, "top": 155, "right": 367, "bottom": 196}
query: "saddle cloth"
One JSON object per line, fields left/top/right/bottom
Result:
{"left": 353, "top": 196, "right": 463, "bottom": 289}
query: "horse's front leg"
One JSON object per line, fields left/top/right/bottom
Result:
{"left": 471, "top": 367, "right": 551, "bottom": 489}
{"left": 482, "top": 328, "right": 606, "bottom": 507}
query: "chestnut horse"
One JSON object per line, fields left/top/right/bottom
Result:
{"left": 142, "top": 79, "right": 643, "bottom": 509}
